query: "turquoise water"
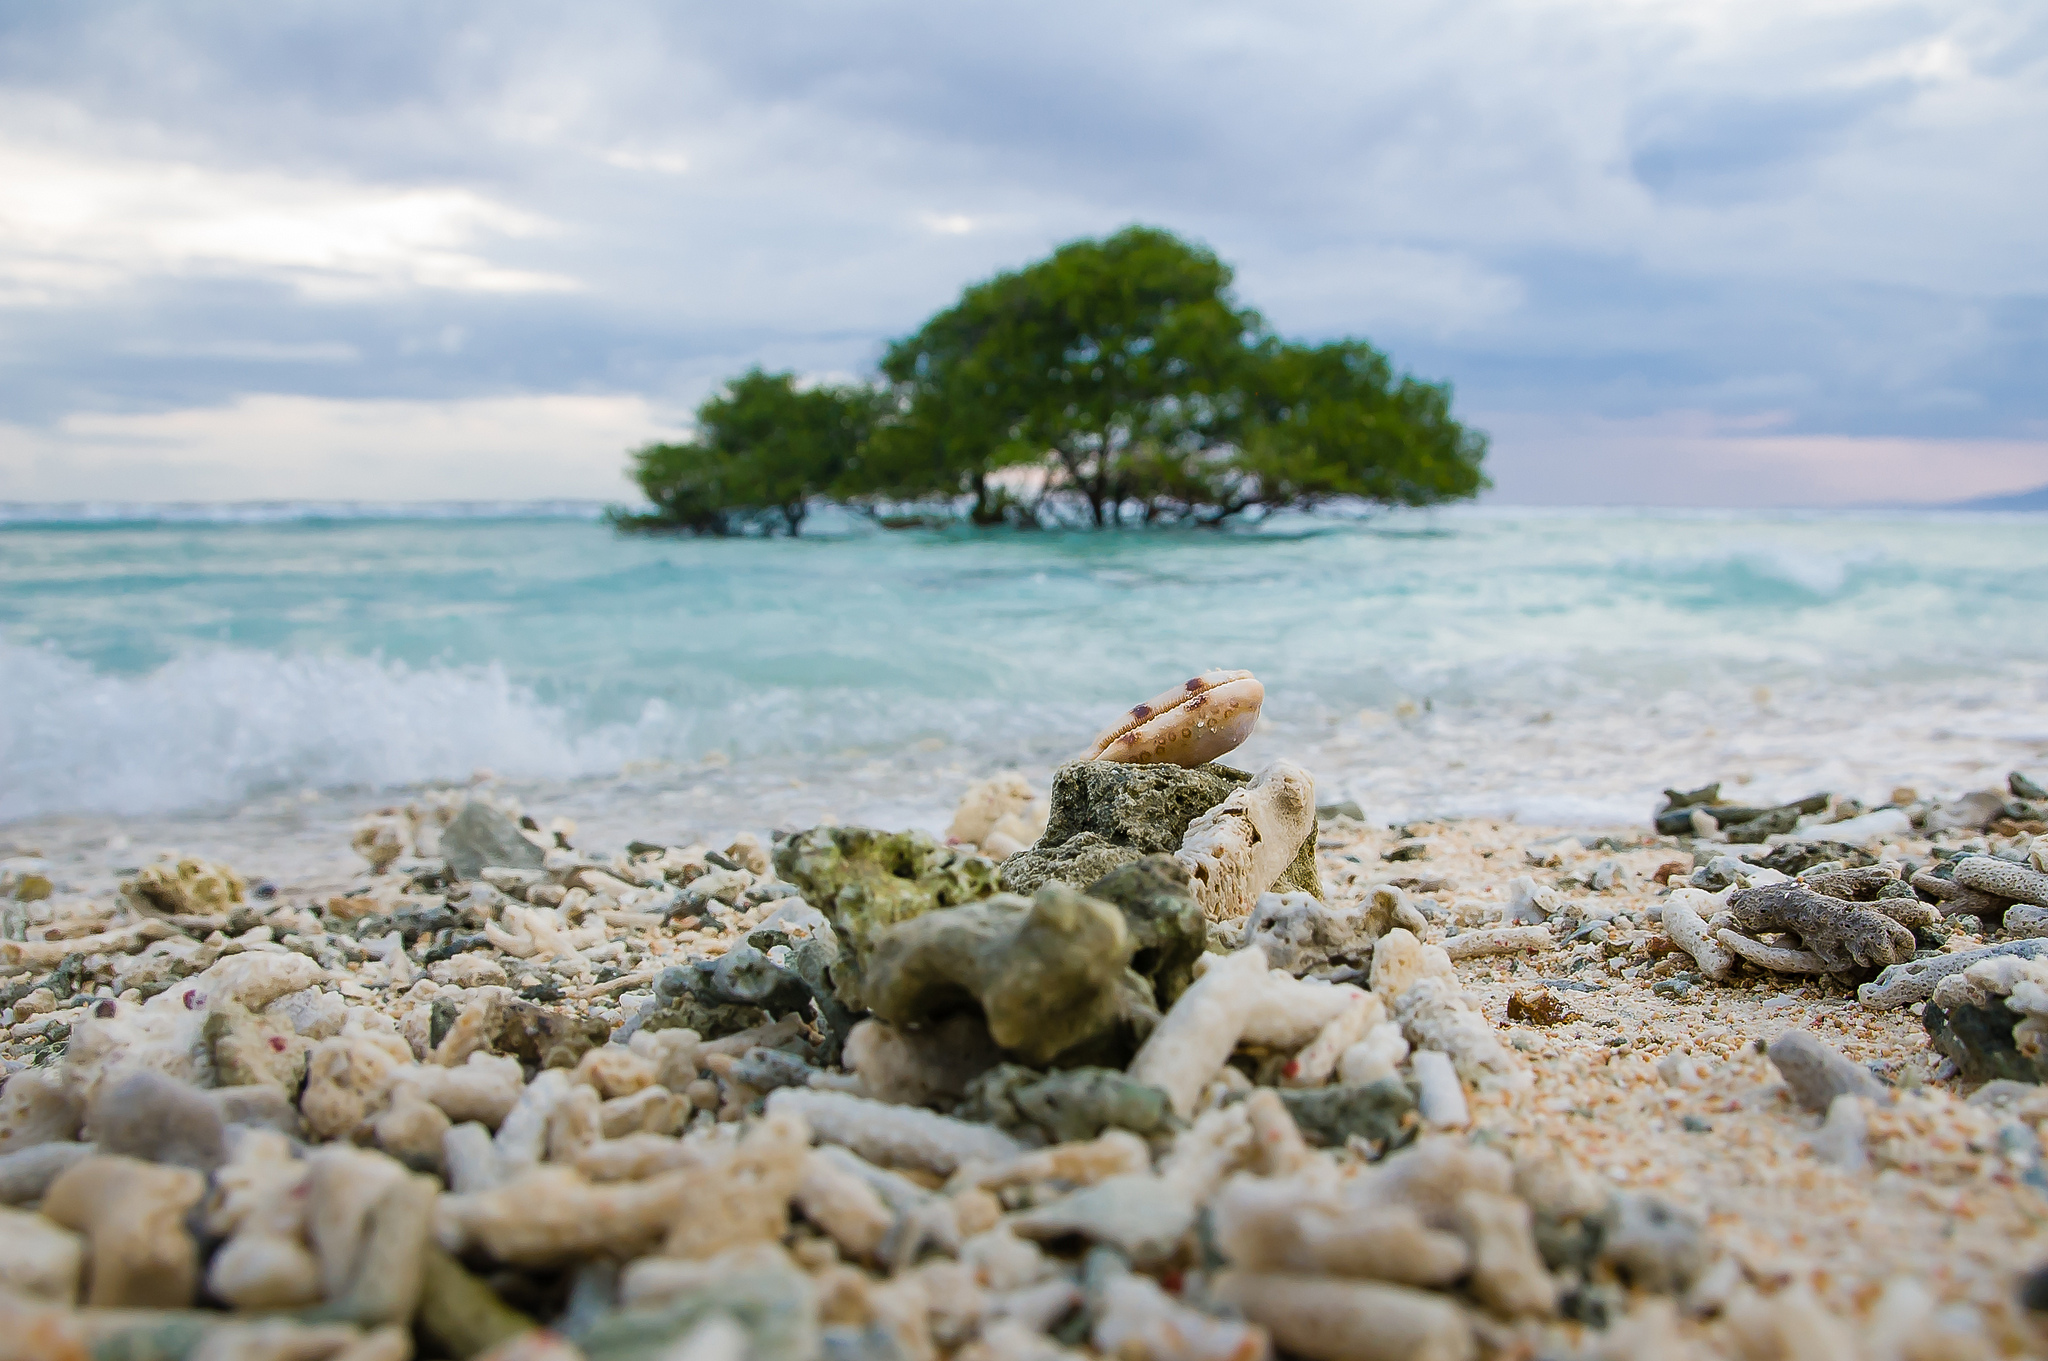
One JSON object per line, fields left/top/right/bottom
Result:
{"left": 3, "top": 505, "right": 2046, "bottom": 827}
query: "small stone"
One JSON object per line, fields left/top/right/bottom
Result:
{"left": 42, "top": 1153, "right": 206, "bottom": 1307}
{"left": 90, "top": 1069, "right": 227, "bottom": 1172}
{"left": 1810, "top": 1093, "right": 1868, "bottom": 1172}
{"left": 0, "top": 1204, "right": 84, "bottom": 1302}
{"left": 1368, "top": 928, "right": 1453, "bottom": 998}
{"left": 1767, "top": 1030, "right": 1887, "bottom": 1114}
{"left": 957, "top": 1064, "right": 1176, "bottom": 1145}
{"left": 1008, "top": 1173, "right": 1195, "bottom": 1265}
{"left": 1276, "top": 1077, "right": 1416, "bottom": 1149}
{"left": 1599, "top": 1191, "right": 1707, "bottom": 1294}
{"left": 1411, "top": 1050, "right": 1470, "bottom": 1129}
{"left": 1237, "top": 891, "right": 1374, "bottom": 977}
{"left": 126, "top": 856, "right": 247, "bottom": 915}
{"left": 441, "top": 801, "right": 548, "bottom": 882}
{"left": 0, "top": 1068, "right": 83, "bottom": 1153}
{"left": 1506, "top": 989, "right": 1574, "bottom": 1026}
{"left": 0, "top": 1141, "right": 94, "bottom": 1205}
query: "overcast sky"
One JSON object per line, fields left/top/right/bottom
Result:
{"left": 0, "top": 1, "right": 2042, "bottom": 506}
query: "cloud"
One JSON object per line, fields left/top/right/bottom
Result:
{"left": 1481, "top": 409, "right": 2048, "bottom": 507}
{"left": 0, "top": 392, "right": 673, "bottom": 500}
{"left": 0, "top": 132, "right": 576, "bottom": 303}
{"left": 0, "top": 0, "right": 2040, "bottom": 504}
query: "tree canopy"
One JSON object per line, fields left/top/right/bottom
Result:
{"left": 620, "top": 227, "right": 1487, "bottom": 533}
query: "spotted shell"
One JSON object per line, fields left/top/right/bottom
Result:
{"left": 1083, "top": 670, "right": 1265, "bottom": 767}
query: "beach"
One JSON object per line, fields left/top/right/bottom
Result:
{"left": 2, "top": 506, "right": 2048, "bottom": 1357}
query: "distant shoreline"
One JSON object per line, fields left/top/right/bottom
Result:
{"left": 2, "top": 496, "right": 2044, "bottom": 530}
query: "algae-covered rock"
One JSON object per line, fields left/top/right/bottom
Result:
{"left": 636, "top": 966, "right": 772, "bottom": 1042}
{"left": 958, "top": 1063, "right": 1177, "bottom": 1145}
{"left": 772, "top": 826, "right": 999, "bottom": 1003}
{"left": 1924, "top": 998, "right": 2048, "bottom": 1083}
{"left": 1083, "top": 855, "right": 1208, "bottom": 1007}
{"left": 1002, "top": 762, "right": 1246, "bottom": 895}
{"left": 488, "top": 998, "right": 612, "bottom": 1070}
{"left": 126, "top": 857, "right": 246, "bottom": 916}
{"left": 1003, "top": 761, "right": 1320, "bottom": 900}
{"left": 1276, "top": 1077, "right": 1417, "bottom": 1150}
{"left": 861, "top": 883, "right": 1144, "bottom": 1066}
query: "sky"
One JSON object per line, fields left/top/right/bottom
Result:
{"left": 0, "top": 1, "right": 2043, "bottom": 507}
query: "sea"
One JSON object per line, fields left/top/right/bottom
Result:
{"left": 2, "top": 501, "right": 2044, "bottom": 886}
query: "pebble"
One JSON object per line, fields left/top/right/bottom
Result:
{"left": 1209, "top": 1271, "right": 1474, "bottom": 1361}
{"left": 1411, "top": 1050, "right": 1470, "bottom": 1129}
{"left": 42, "top": 1154, "right": 205, "bottom": 1307}
{"left": 765, "top": 1088, "right": 1026, "bottom": 1174}
{"left": 89, "top": 1069, "right": 226, "bottom": 1171}
{"left": 1767, "top": 1030, "right": 1888, "bottom": 1115}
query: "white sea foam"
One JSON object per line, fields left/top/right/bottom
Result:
{"left": 0, "top": 643, "right": 637, "bottom": 819}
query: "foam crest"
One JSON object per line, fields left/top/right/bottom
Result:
{"left": 0, "top": 643, "right": 636, "bottom": 819}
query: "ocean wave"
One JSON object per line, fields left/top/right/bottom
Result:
{"left": 0, "top": 641, "right": 1091, "bottom": 821}
{"left": 0, "top": 500, "right": 614, "bottom": 528}
{"left": 0, "top": 643, "right": 646, "bottom": 819}
{"left": 1608, "top": 541, "right": 1894, "bottom": 599}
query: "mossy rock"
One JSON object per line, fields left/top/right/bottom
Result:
{"left": 772, "top": 826, "right": 999, "bottom": 1005}
{"left": 861, "top": 884, "right": 1142, "bottom": 1066}
{"left": 1925, "top": 999, "right": 2048, "bottom": 1083}
{"left": 958, "top": 1062, "right": 1177, "bottom": 1145}
{"left": 1002, "top": 760, "right": 1321, "bottom": 900}
{"left": 1083, "top": 855, "right": 1208, "bottom": 1008}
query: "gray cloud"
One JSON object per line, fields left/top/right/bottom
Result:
{"left": 0, "top": 0, "right": 2042, "bottom": 502}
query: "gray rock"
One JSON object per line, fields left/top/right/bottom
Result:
{"left": 957, "top": 1064, "right": 1176, "bottom": 1145}
{"left": 1766, "top": 1030, "right": 1887, "bottom": 1114}
{"left": 1275, "top": 1078, "right": 1416, "bottom": 1150}
{"left": 209, "top": 1084, "right": 302, "bottom": 1137}
{"left": 0, "top": 1140, "right": 94, "bottom": 1204}
{"left": 90, "top": 1070, "right": 226, "bottom": 1171}
{"left": 1925, "top": 789, "right": 2010, "bottom": 833}
{"left": 1924, "top": 996, "right": 2048, "bottom": 1084}
{"left": 1599, "top": 1192, "right": 1707, "bottom": 1294}
{"left": 1082, "top": 855, "right": 1208, "bottom": 1007}
{"left": 441, "top": 802, "right": 546, "bottom": 882}
{"left": 1857, "top": 938, "right": 2048, "bottom": 1009}
{"left": 1236, "top": 892, "right": 1372, "bottom": 976}
{"left": 1001, "top": 761, "right": 1321, "bottom": 900}
{"left": 2014, "top": 771, "right": 2047, "bottom": 801}
{"left": 731, "top": 1047, "right": 817, "bottom": 1094}
{"left": 693, "top": 945, "right": 813, "bottom": 1016}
